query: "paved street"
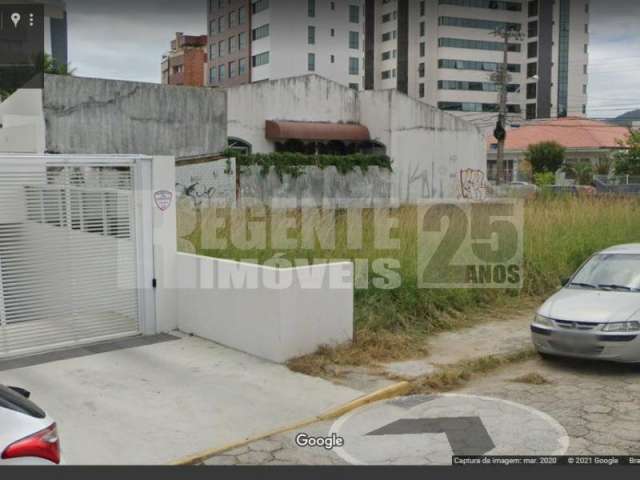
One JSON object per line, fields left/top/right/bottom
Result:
{"left": 203, "top": 356, "right": 640, "bottom": 465}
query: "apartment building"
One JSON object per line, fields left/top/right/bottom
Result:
{"left": 366, "top": 0, "right": 590, "bottom": 122}
{"left": 207, "top": 0, "right": 365, "bottom": 89}
{"left": 161, "top": 33, "right": 208, "bottom": 87}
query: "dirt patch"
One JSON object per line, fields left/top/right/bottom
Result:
{"left": 409, "top": 349, "right": 537, "bottom": 393}
{"left": 510, "top": 372, "right": 552, "bottom": 385}
{"left": 287, "top": 329, "right": 428, "bottom": 378}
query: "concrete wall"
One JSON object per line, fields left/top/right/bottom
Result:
{"left": 42, "top": 75, "right": 227, "bottom": 156}
{"left": 176, "top": 254, "right": 354, "bottom": 363}
{"left": 361, "top": 89, "right": 487, "bottom": 202}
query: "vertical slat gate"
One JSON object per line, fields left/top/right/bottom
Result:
{"left": 0, "top": 159, "right": 141, "bottom": 358}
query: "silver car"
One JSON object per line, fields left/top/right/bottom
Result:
{"left": 0, "top": 385, "right": 60, "bottom": 465}
{"left": 531, "top": 244, "right": 640, "bottom": 363}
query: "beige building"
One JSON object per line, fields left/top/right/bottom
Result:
{"left": 366, "top": 0, "right": 590, "bottom": 125}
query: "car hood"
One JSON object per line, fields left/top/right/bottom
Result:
{"left": 539, "top": 288, "right": 640, "bottom": 323}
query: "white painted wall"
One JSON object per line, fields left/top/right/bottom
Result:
{"left": 176, "top": 254, "right": 354, "bottom": 363}
{"left": 0, "top": 89, "right": 46, "bottom": 153}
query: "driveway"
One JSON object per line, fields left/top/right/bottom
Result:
{"left": 0, "top": 334, "right": 363, "bottom": 465}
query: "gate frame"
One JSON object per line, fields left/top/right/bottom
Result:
{"left": 0, "top": 154, "right": 159, "bottom": 345}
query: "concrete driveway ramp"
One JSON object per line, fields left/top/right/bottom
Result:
{"left": 0, "top": 336, "right": 362, "bottom": 465}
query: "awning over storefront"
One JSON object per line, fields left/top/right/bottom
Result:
{"left": 265, "top": 120, "right": 371, "bottom": 142}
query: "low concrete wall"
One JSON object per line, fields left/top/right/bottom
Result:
{"left": 176, "top": 253, "right": 354, "bottom": 363}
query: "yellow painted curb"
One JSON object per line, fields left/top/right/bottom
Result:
{"left": 169, "top": 381, "right": 411, "bottom": 466}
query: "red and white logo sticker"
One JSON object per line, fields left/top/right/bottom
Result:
{"left": 154, "top": 190, "right": 173, "bottom": 212}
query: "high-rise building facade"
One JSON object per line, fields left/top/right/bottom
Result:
{"left": 207, "top": 0, "right": 365, "bottom": 89}
{"left": 367, "top": 0, "right": 589, "bottom": 122}
{"left": 206, "top": 0, "right": 589, "bottom": 122}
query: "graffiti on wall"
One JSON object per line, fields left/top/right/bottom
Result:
{"left": 458, "top": 169, "right": 488, "bottom": 201}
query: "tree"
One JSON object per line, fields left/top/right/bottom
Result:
{"left": 525, "top": 141, "right": 566, "bottom": 174}
{"left": 563, "top": 161, "right": 594, "bottom": 185}
{"left": 614, "top": 131, "right": 640, "bottom": 176}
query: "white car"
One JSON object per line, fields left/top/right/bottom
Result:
{"left": 532, "top": 244, "right": 640, "bottom": 363}
{"left": 0, "top": 385, "right": 60, "bottom": 465}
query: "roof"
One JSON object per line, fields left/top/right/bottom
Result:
{"left": 488, "top": 117, "right": 630, "bottom": 151}
{"left": 265, "top": 120, "right": 370, "bottom": 142}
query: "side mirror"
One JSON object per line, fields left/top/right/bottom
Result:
{"left": 561, "top": 278, "right": 570, "bottom": 287}
{"left": 9, "top": 387, "right": 31, "bottom": 399}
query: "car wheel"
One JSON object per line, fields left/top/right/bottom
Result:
{"left": 537, "top": 351, "right": 556, "bottom": 361}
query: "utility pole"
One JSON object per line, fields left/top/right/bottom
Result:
{"left": 491, "top": 26, "right": 524, "bottom": 185}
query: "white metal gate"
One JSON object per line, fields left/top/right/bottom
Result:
{"left": 0, "top": 156, "right": 147, "bottom": 357}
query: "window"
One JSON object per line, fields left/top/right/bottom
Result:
{"left": 528, "top": 41, "right": 538, "bottom": 58}
{"left": 331, "top": 2, "right": 335, "bottom": 10}
{"left": 349, "top": 83, "right": 359, "bottom": 90}
{"left": 528, "top": 0, "right": 538, "bottom": 17}
{"left": 382, "top": 51, "right": 391, "bottom": 61}
{"left": 528, "top": 21, "right": 538, "bottom": 37}
{"left": 308, "top": 0, "right": 315, "bottom": 17}
{"left": 308, "top": 25, "right": 316, "bottom": 44}
{"left": 583, "top": 84, "right": 587, "bottom": 94}
{"left": 382, "top": 13, "right": 392, "bottom": 23}
{"left": 228, "top": 36, "right": 237, "bottom": 54}
{"left": 419, "top": 83, "right": 425, "bottom": 98}
{"left": 209, "top": 43, "right": 216, "bottom": 60}
{"left": 218, "top": 40, "right": 225, "bottom": 57}
{"left": 209, "top": 20, "right": 216, "bottom": 36}
{"left": 210, "top": 66, "right": 217, "bottom": 83}
{"left": 438, "top": 0, "right": 522, "bottom": 12}
{"left": 439, "top": 37, "right": 521, "bottom": 52}
{"left": 228, "top": 10, "right": 237, "bottom": 28}
{"left": 418, "top": 62, "right": 425, "bottom": 78}
{"left": 438, "top": 17, "right": 521, "bottom": 31}
{"left": 349, "top": 5, "right": 360, "bottom": 23}
{"left": 308, "top": 53, "right": 316, "bottom": 71}
{"left": 420, "top": 42, "right": 425, "bottom": 57}
{"left": 582, "top": 104, "right": 586, "bottom": 114}
{"left": 218, "top": 64, "right": 226, "bottom": 80}
{"left": 438, "top": 80, "right": 519, "bottom": 92}
{"left": 382, "top": 32, "right": 392, "bottom": 42}
{"left": 253, "top": 24, "right": 270, "bottom": 40}
{"left": 583, "top": 64, "right": 588, "bottom": 75}
{"left": 438, "top": 58, "right": 521, "bottom": 72}
{"left": 239, "top": 58, "right": 248, "bottom": 75}
{"left": 438, "top": 101, "right": 521, "bottom": 113}
{"left": 252, "top": 51, "right": 270, "bottom": 67}
{"left": 420, "top": 1, "right": 425, "bottom": 15}
{"left": 331, "top": 28, "right": 335, "bottom": 37}
{"left": 381, "top": 70, "right": 391, "bottom": 80}
{"left": 229, "top": 61, "right": 236, "bottom": 78}
{"left": 420, "top": 22, "right": 425, "bottom": 36}
{"left": 239, "top": 32, "right": 247, "bottom": 50}
{"left": 239, "top": 6, "right": 247, "bottom": 24}
{"left": 527, "top": 62, "right": 537, "bottom": 77}
{"left": 526, "top": 103, "right": 537, "bottom": 120}
{"left": 584, "top": 44, "right": 588, "bottom": 54}
{"left": 252, "top": 0, "right": 269, "bottom": 14}
{"left": 526, "top": 83, "right": 537, "bottom": 99}
{"left": 218, "top": 16, "right": 225, "bottom": 33}
{"left": 349, "top": 31, "right": 359, "bottom": 49}
{"left": 349, "top": 57, "right": 359, "bottom": 75}
{"left": 330, "top": 54, "right": 335, "bottom": 63}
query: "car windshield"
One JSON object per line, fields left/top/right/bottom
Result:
{"left": 570, "top": 254, "right": 640, "bottom": 292}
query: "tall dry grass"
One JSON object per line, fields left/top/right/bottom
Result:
{"left": 178, "top": 196, "right": 640, "bottom": 335}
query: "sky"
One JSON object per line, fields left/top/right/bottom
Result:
{"left": 65, "top": 0, "right": 640, "bottom": 119}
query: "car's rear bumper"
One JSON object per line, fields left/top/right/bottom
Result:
{"left": 531, "top": 325, "right": 640, "bottom": 363}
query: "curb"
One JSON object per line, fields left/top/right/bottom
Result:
{"left": 168, "top": 380, "right": 411, "bottom": 466}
